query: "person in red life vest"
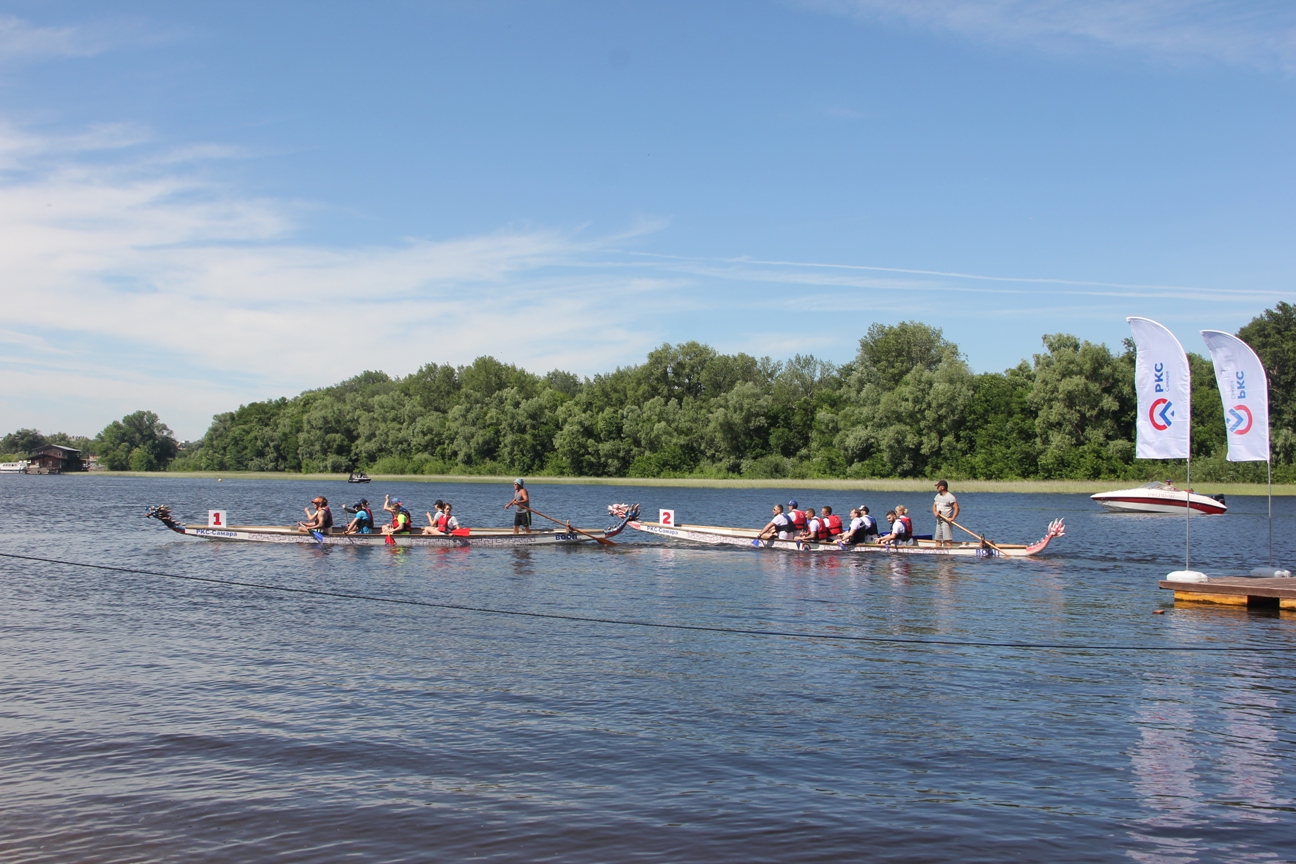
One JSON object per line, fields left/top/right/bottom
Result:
{"left": 782, "top": 500, "right": 807, "bottom": 539}
{"left": 815, "top": 505, "right": 843, "bottom": 541}
{"left": 422, "top": 500, "right": 447, "bottom": 534}
{"left": 795, "top": 506, "right": 822, "bottom": 543}
{"left": 381, "top": 495, "right": 412, "bottom": 534}
{"left": 297, "top": 496, "right": 333, "bottom": 533}
{"left": 896, "top": 505, "right": 914, "bottom": 540}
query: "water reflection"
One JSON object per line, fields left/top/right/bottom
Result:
{"left": 1128, "top": 675, "right": 1203, "bottom": 863}
{"left": 1220, "top": 661, "right": 1286, "bottom": 823}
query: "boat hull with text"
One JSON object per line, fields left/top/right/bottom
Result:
{"left": 147, "top": 506, "right": 631, "bottom": 547}
{"left": 627, "top": 519, "right": 1065, "bottom": 558}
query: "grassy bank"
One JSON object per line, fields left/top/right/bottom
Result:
{"left": 79, "top": 471, "right": 1296, "bottom": 496}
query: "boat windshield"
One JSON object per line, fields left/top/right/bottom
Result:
{"left": 1140, "top": 481, "right": 1174, "bottom": 490}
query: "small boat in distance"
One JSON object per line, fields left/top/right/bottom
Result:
{"left": 1091, "top": 481, "right": 1226, "bottom": 515}
{"left": 347, "top": 471, "right": 371, "bottom": 484}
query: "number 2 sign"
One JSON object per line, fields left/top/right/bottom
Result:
{"left": 208, "top": 510, "right": 227, "bottom": 528}
{"left": 659, "top": 509, "right": 675, "bottom": 526}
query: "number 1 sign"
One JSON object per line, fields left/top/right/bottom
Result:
{"left": 658, "top": 509, "right": 675, "bottom": 526}
{"left": 208, "top": 510, "right": 227, "bottom": 528}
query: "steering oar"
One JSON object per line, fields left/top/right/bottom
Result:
{"left": 523, "top": 506, "right": 617, "bottom": 546}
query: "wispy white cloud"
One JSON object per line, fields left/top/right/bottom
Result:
{"left": 808, "top": 0, "right": 1296, "bottom": 72}
{"left": 0, "top": 14, "right": 104, "bottom": 61}
{"left": 0, "top": 122, "right": 679, "bottom": 436}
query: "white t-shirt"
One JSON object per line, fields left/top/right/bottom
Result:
{"left": 805, "top": 517, "right": 822, "bottom": 536}
{"left": 848, "top": 516, "right": 867, "bottom": 532}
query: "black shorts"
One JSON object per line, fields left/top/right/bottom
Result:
{"left": 514, "top": 511, "right": 531, "bottom": 527}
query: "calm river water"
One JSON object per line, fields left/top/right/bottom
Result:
{"left": 1, "top": 475, "right": 1293, "bottom": 862}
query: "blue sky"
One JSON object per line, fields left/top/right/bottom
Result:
{"left": 1, "top": 0, "right": 1293, "bottom": 439}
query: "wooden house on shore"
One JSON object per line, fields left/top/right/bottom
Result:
{"left": 26, "top": 444, "right": 87, "bottom": 474}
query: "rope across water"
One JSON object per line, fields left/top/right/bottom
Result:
{"left": 1, "top": 550, "right": 1290, "bottom": 653}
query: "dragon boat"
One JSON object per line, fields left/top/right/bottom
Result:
{"left": 625, "top": 516, "right": 1065, "bottom": 558}
{"left": 146, "top": 505, "right": 638, "bottom": 548}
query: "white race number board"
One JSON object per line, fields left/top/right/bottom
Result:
{"left": 659, "top": 509, "right": 675, "bottom": 526}
{"left": 208, "top": 510, "right": 228, "bottom": 528}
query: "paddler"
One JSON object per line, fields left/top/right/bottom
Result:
{"left": 505, "top": 478, "right": 531, "bottom": 534}
{"left": 381, "top": 495, "right": 412, "bottom": 534}
{"left": 342, "top": 498, "right": 374, "bottom": 534}
{"left": 931, "top": 480, "right": 960, "bottom": 546}
{"left": 794, "top": 506, "right": 822, "bottom": 543}
{"left": 297, "top": 496, "right": 333, "bottom": 533}
{"left": 758, "top": 503, "right": 794, "bottom": 540}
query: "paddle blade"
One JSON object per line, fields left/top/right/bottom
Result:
{"left": 310, "top": 530, "right": 325, "bottom": 544}
{"left": 384, "top": 534, "right": 395, "bottom": 546}
{"left": 451, "top": 527, "right": 471, "bottom": 537}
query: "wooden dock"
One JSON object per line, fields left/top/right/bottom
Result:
{"left": 1160, "top": 576, "right": 1296, "bottom": 611}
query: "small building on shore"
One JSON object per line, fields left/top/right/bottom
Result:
{"left": 27, "top": 444, "right": 87, "bottom": 474}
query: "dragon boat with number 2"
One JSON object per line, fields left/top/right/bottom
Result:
{"left": 146, "top": 505, "right": 637, "bottom": 548}
{"left": 626, "top": 516, "right": 1065, "bottom": 558}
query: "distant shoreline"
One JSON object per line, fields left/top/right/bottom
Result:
{"left": 52, "top": 471, "right": 1296, "bottom": 496}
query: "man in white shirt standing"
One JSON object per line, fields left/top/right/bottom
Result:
{"left": 932, "top": 480, "right": 960, "bottom": 546}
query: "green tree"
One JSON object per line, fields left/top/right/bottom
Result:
{"left": 1237, "top": 301, "right": 1296, "bottom": 459}
{"left": 1, "top": 428, "right": 46, "bottom": 454}
{"left": 95, "top": 411, "right": 179, "bottom": 471}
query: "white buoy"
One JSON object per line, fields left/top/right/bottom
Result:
{"left": 1249, "top": 567, "right": 1292, "bottom": 579}
{"left": 1165, "top": 570, "right": 1209, "bottom": 583}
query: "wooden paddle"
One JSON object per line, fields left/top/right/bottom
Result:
{"left": 522, "top": 506, "right": 616, "bottom": 546}
{"left": 947, "top": 518, "right": 1011, "bottom": 558}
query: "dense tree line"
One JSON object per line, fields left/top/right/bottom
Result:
{"left": 4, "top": 305, "right": 1291, "bottom": 480}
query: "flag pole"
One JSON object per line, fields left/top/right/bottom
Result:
{"left": 1268, "top": 457, "right": 1273, "bottom": 568}
{"left": 1185, "top": 451, "right": 1191, "bottom": 572}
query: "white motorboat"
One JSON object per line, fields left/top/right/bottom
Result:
{"left": 1091, "top": 481, "right": 1226, "bottom": 515}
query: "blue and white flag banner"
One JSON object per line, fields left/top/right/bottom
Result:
{"left": 1201, "top": 330, "right": 1270, "bottom": 462}
{"left": 1128, "top": 317, "right": 1191, "bottom": 460}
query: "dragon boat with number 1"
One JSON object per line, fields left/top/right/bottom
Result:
{"left": 626, "top": 516, "right": 1065, "bottom": 558}
{"left": 146, "top": 505, "right": 638, "bottom": 548}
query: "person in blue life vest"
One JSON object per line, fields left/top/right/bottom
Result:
{"left": 505, "top": 479, "right": 531, "bottom": 534}
{"left": 297, "top": 496, "right": 333, "bottom": 533}
{"left": 342, "top": 498, "right": 374, "bottom": 534}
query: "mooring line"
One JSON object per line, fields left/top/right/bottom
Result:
{"left": 1, "top": 550, "right": 1292, "bottom": 653}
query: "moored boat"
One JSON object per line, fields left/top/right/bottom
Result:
{"left": 626, "top": 518, "right": 1065, "bottom": 558}
{"left": 1090, "top": 481, "right": 1226, "bottom": 515}
{"left": 146, "top": 505, "right": 636, "bottom": 547}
